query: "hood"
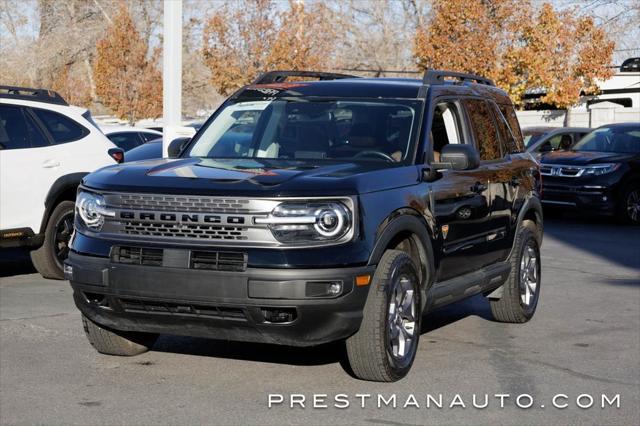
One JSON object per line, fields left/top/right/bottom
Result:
{"left": 541, "top": 150, "right": 636, "bottom": 166}
{"left": 82, "top": 157, "right": 420, "bottom": 196}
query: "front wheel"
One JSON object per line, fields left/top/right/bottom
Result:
{"left": 346, "top": 250, "right": 421, "bottom": 382}
{"left": 30, "top": 200, "right": 75, "bottom": 280}
{"left": 619, "top": 184, "right": 640, "bottom": 225}
{"left": 489, "top": 221, "right": 541, "bottom": 323}
{"left": 82, "top": 314, "right": 158, "bottom": 356}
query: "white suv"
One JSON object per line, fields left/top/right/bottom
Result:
{"left": 0, "top": 86, "right": 116, "bottom": 279}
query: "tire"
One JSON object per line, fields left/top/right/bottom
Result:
{"left": 346, "top": 249, "right": 421, "bottom": 382}
{"left": 489, "top": 220, "right": 541, "bottom": 323}
{"left": 82, "top": 314, "right": 158, "bottom": 356}
{"left": 30, "top": 200, "right": 75, "bottom": 280}
{"left": 618, "top": 183, "right": 640, "bottom": 225}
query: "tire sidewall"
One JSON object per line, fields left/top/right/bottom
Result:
{"left": 46, "top": 201, "right": 75, "bottom": 272}
{"left": 380, "top": 254, "right": 421, "bottom": 377}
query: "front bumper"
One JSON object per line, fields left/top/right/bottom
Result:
{"left": 541, "top": 183, "right": 616, "bottom": 214}
{"left": 66, "top": 251, "right": 375, "bottom": 347}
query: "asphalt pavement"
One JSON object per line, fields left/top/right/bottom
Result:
{"left": 1, "top": 217, "right": 639, "bottom": 425}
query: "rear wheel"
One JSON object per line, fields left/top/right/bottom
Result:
{"left": 346, "top": 250, "right": 421, "bottom": 382}
{"left": 30, "top": 200, "right": 75, "bottom": 280}
{"left": 489, "top": 221, "right": 541, "bottom": 323}
{"left": 82, "top": 314, "right": 158, "bottom": 356}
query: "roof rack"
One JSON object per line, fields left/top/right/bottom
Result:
{"left": 0, "top": 85, "right": 68, "bottom": 106}
{"left": 253, "top": 71, "right": 358, "bottom": 85}
{"left": 423, "top": 70, "right": 495, "bottom": 86}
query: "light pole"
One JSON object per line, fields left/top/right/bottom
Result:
{"left": 162, "top": 0, "right": 182, "bottom": 157}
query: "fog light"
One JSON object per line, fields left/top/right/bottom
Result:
{"left": 602, "top": 196, "right": 608, "bottom": 201}
{"left": 328, "top": 282, "right": 342, "bottom": 296}
{"left": 63, "top": 264, "right": 73, "bottom": 280}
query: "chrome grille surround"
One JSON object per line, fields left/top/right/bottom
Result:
{"left": 539, "top": 164, "right": 584, "bottom": 177}
{"left": 88, "top": 192, "right": 356, "bottom": 248}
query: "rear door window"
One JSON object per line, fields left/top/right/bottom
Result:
{"left": 0, "top": 105, "right": 49, "bottom": 150}
{"left": 32, "top": 108, "right": 88, "bottom": 144}
{"left": 463, "top": 99, "right": 501, "bottom": 161}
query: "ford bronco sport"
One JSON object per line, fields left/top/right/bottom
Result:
{"left": 66, "top": 70, "right": 543, "bottom": 382}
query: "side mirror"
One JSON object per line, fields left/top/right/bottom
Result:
{"left": 167, "top": 137, "right": 191, "bottom": 158}
{"left": 108, "top": 147, "right": 124, "bottom": 164}
{"left": 435, "top": 144, "right": 480, "bottom": 171}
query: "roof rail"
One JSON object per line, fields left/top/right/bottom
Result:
{"left": 253, "top": 71, "right": 358, "bottom": 85}
{"left": 423, "top": 70, "right": 495, "bottom": 87}
{"left": 0, "top": 85, "right": 68, "bottom": 106}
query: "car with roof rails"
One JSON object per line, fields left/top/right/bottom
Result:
{"left": 0, "top": 85, "right": 116, "bottom": 279}
{"left": 65, "top": 70, "right": 543, "bottom": 382}
{"left": 540, "top": 122, "right": 640, "bottom": 224}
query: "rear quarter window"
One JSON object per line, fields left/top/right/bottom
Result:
{"left": 498, "top": 104, "right": 524, "bottom": 151}
{"left": 32, "top": 108, "right": 88, "bottom": 144}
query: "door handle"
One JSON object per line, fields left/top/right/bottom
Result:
{"left": 42, "top": 160, "right": 60, "bottom": 168}
{"left": 471, "top": 182, "right": 487, "bottom": 193}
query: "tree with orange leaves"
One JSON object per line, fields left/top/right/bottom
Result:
{"left": 202, "top": 0, "right": 338, "bottom": 96}
{"left": 414, "top": 0, "right": 614, "bottom": 109}
{"left": 93, "top": 2, "right": 162, "bottom": 123}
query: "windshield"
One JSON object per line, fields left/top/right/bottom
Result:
{"left": 522, "top": 130, "right": 546, "bottom": 148}
{"left": 572, "top": 125, "right": 640, "bottom": 154}
{"left": 187, "top": 99, "right": 421, "bottom": 164}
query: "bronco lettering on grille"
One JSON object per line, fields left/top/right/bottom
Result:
{"left": 118, "top": 211, "right": 247, "bottom": 224}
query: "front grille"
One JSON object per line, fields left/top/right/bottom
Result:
{"left": 110, "top": 246, "right": 248, "bottom": 271}
{"left": 119, "top": 298, "right": 246, "bottom": 320}
{"left": 115, "top": 194, "right": 252, "bottom": 213}
{"left": 121, "top": 221, "right": 248, "bottom": 241}
{"left": 540, "top": 164, "right": 584, "bottom": 177}
{"left": 111, "top": 246, "right": 163, "bottom": 266}
{"left": 191, "top": 250, "right": 247, "bottom": 271}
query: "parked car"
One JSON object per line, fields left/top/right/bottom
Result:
{"left": 0, "top": 85, "right": 116, "bottom": 279}
{"left": 540, "top": 122, "right": 640, "bottom": 224}
{"left": 66, "top": 70, "right": 543, "bottom": 382}
{"left": 101, "top": 125, "right": 162, "bottom": 151}
{"left": 123, "top": 137, "right": 162, "bottom": 162}
{"left": 523, "top": 126, "right": 591, "bottom": 159}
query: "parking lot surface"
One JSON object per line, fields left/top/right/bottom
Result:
{"left": 1, "top": 217, "right": 639, "bottom": 425}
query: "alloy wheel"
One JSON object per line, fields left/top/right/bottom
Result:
{"left": 626, "top": 189, "right": 640, "bottom": 223}
{"left": 519, "top": 244, "right": 539, "bottom": 307}
{"left": 54, "top": 211, "right": 74, "bottom": 267}
{"left": 387, "top": 275, "right": 418, "bottom": 362}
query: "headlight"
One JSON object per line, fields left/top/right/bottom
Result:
{"left": 76, "top": 191, "right": 114, "bottom": 231}
{"left": 581, "top": 163, "right": 620, "bottom": 176}
{"left": 255, "top": 201, "right": 353, "bottom": 244}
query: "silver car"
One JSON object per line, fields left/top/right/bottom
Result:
{"left": 523, "top": 126, "right": 591, "bottom": 159}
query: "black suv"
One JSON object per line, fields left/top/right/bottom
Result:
{"left": 540, "top": 123, "right": 640, "bottom": 224}
{"left": 66, "top": 70, "right": 543, "bottom": 382}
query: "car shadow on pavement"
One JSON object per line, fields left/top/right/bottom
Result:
{"left": 150, "top": 294, "right": 495, "bottom": 373}
{"left": 422, "top": 294, "right": 494, "bottom": 333}
{"left": 0, "top": 248, "right": 36, "bottom": 278}
{"left": 152, "top": 335, "right": 346, "bottom": 366}
{"left": 543, "top": 214, "right": 640, "bottom": 272}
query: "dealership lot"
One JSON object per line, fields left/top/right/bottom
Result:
{"left": 1, "top": 217, "right": 638, "bottom": 425}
